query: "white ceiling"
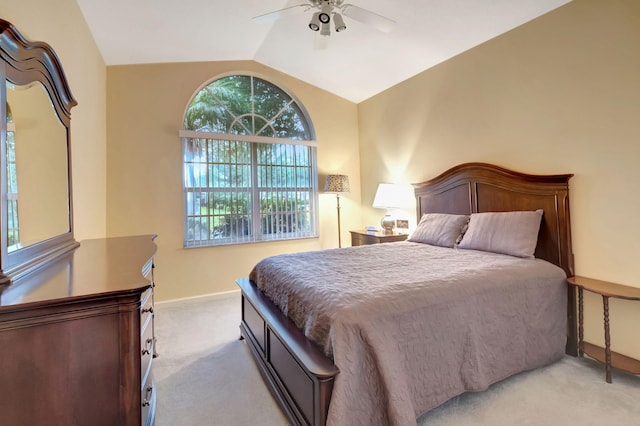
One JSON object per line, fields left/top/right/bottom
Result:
{"left": 75, "top": 0, "right": 571, "bottom": 103}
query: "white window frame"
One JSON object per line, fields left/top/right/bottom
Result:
{"left": 180, "top": 74, "right": 319, "bottom": 247}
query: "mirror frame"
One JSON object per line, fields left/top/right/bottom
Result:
{"left": 0, "top": 19, "right": 78, "bottom": 285}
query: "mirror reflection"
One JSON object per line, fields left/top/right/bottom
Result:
{"left": 5, "top": 81, "right": 70, "bottom": 252}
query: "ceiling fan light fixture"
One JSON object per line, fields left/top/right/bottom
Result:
{"left": 319, "top": 2, "right": 332, "bottom": 24}
{"left": 320, "top": 22, "right": 331, "bottom": 36}
{"left": 333, "top": 13, "right": 346, "bottom": 32}
{"left": 308, "top": 11, "right": 321, "bottom": 31}
{"left": 318, "top": 12, "right": 331, "bottom": 24}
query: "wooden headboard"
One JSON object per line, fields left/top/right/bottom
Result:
{"left": 413, "top": 162, "right": 577, "bottom": 355}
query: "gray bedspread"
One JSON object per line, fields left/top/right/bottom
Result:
{"left": 249, "top": 241, "right": 567, "bottom": 425}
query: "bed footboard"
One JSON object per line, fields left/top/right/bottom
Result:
{"left": 237, "top": 278, "right": 339, "bottom": 426}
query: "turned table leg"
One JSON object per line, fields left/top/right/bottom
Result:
{"left": 578, "top": 287, "right": 584, "bottom": 357}
{"left": 602, "top": 295, "right": 612, "bottom": 383}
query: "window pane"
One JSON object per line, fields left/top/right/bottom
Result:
{"left": 257, "top": 143, "right": 313, "bottom": 237}
{"left": 269, "top": 103, "right": 311, "bottom": 140}
{"left": 210, "top": 76, "right": 252, "bottom": 132}
{"left": 183, "top": 92, "right": 230, "bottom": 133}
{"left": 253, "top": 77, "right": 290, "bottom": 130}
{"left": 229, "top": 115, "right": 253, "bottom": 135}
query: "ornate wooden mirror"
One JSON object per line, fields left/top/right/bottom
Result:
{"left": 0, "top": 19, "right": 78, "bottom": 285}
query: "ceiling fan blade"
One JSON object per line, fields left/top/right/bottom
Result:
{"left": 341, "top": 4, "right": 395, "bottom": 33}
{"left": 252, "top": 4, "right": 310, "bottom": 24}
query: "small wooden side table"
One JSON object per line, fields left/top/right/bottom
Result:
{"left": 567, "top": 275, "right": 640, "bottom": 383}
{"left": 349, "top": 229, "right": 408, "bottom": 246}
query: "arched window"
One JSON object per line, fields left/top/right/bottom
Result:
{"left": 180, "top": 75, "right": 318, "bottom": 246}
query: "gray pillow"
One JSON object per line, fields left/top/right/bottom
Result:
{"left": 457, "top": 210, "right": 543, "bottom": 258}
{"left": 408, "top": 213, "right": 470, "bottom": 248}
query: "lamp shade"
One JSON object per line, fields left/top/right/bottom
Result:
{"left": 324, "top": 175, "right": 350, "bottom": 193}
{"left": 372, "top": 183, "right": 414, "bottom": 209}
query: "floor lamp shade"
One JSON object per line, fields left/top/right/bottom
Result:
{"left": 324, "top": 175, "right": 350, "bottom": 247}
{"left": 324, "top": 175, "right": 350, "bottom": 193}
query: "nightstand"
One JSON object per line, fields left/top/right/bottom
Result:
{"left": 349, "top": 229, "right": 408, "bottom": 246}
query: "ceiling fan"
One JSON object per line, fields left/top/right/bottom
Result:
{"left": 253, "top": 0, "right": 395, "bottom": 36}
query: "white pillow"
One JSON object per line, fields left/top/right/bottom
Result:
{"left": 408, "top": 213, "right": 470, "bottom": 248}
{"left": 457, "top": 210, "right": 543, "bottom": 258}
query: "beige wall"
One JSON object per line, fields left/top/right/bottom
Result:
{"left": 2, "top": 0, "right": 108, "bottom": 241}
{"left": 106, "top": 61, "right": 361, "bottom": 301}
{"left": 358, "top": 0, "right": 640, "bottom": 358}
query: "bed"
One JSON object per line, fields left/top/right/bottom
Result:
{"left": 237, "top": 162, "right": 577, "bottom": 426}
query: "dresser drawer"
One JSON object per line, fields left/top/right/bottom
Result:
{"left": 141, "top": 371, "right": 155, "bottom": 426}
{"left": 141, "top": 316, "right": 154, "bottom": 386}
{"left": 351, "top": 233, "right": 377, "bottom": 246}
{"left": 140, "top": 288, "right": 153, "bottom": 329}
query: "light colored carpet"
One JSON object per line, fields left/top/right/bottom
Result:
{"left": 154, "top": 292, "right": 640, "bottom": 426}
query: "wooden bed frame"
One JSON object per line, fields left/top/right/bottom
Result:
{"left": 237, "top": 162, "right": 577, "bottom": 426}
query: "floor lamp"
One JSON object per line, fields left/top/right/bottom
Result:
{"left": 324, "top": 174, "right": 350, "bottom": 248}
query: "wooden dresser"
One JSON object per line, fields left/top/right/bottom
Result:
{"left": 0, "top": 235, "right": 158, "bottom": 426}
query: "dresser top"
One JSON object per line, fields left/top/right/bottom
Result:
{"left": 0, "top": 235, "right": 157, "bottom": 309}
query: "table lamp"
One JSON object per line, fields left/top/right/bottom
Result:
{"left": 372, "top": 183, "right": 413, "bottom": 233}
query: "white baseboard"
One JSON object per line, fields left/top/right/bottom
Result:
{"left": 156, "top": 289, "right": 240, "bottom": 305}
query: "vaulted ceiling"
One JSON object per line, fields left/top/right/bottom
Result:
{"left": 76, "top": 0, "right": 572, "bottom": 103}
